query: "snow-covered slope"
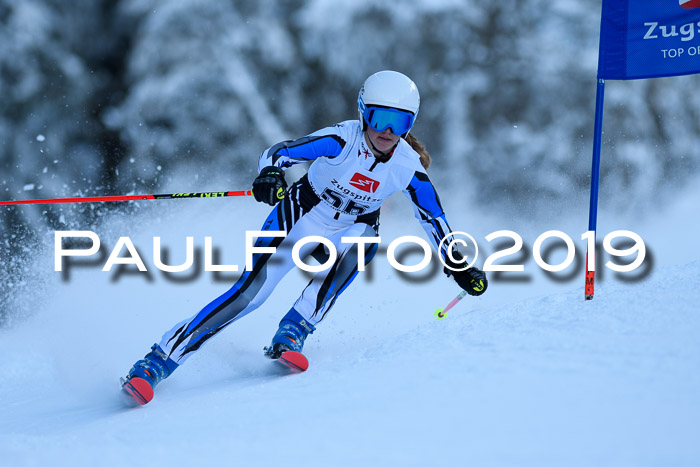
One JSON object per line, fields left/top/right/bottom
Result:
{"left": 1, "top": 193, "right": 699, "bottom": 466}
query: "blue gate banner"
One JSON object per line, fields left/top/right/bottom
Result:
{"left": 598, "top": 0, "right": 700, "bottom": 79}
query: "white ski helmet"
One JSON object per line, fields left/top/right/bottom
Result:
{"left": 358, "top": 70, "right": 420, "bottom": 136}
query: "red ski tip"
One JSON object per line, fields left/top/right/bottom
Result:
{"left": 122, "top": 377, "right": 154, "bottom": 405}
{"left": 278, "top": 351, "right": 309, "bottom": 372}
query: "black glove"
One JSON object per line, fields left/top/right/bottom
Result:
{"left": 444, "top": 251, "right": 488, "bottom": 296}
{"left": 252, "top": 166, "right": 287, "bottom": 206}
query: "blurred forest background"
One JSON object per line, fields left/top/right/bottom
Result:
{"left": 1, "top": 0, "right": 699, "bottom": 312}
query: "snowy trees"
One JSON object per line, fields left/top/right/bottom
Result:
{"left": 3, "top": 0, "right": 699, "bottom": 216}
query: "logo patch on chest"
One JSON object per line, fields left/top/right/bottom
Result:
{"left": 349, "top": 173, "right": 380, "bottom": 193}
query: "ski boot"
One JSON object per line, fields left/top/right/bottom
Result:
{"left": 264, "top": 308, "right": 314, "bottom": 371}
{"left": 121, "top": 344, "right": 178, "bottom": 405}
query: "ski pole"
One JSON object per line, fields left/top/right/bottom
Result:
{"left": 434, "top": 289, "right": 468, "bottom": 320}
{"left": 0, "top": 190, "right": 253, "bottom": 206}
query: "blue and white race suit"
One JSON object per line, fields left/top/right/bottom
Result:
{"left": 159, "top": 121, "right": 455, "bottom": 363}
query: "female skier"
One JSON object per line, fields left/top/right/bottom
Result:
{"left": 121, "top": 70, "right": 487, "bottom": 405}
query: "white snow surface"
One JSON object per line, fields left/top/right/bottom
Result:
{"left": 1, "top": 184, "right": 700, "bottom": 467}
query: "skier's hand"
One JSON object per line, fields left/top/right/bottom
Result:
{"left": 253, "top": 166, "right": 287, "bottom": 206}
{"left": 444, "top": 252, "right": 488, "bottom": 296}
{"left": 454, "top": 266, "right": 487, "bottom": 296}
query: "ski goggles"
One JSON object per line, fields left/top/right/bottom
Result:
{"left": 360, "top": 104, "right": 416, "bottom": 135}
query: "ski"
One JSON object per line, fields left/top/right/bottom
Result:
{"left": 120, "top": 376, "right": 154, "bottom": 406}
{"left": 276, "top": 350, "right": 309, "bottom": 372}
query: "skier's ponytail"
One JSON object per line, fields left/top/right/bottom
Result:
{"left": 404, "top": 133, "right": 431, "bottom": 170}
